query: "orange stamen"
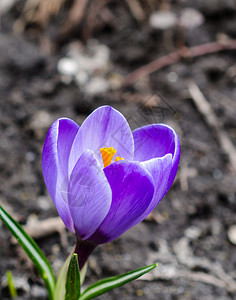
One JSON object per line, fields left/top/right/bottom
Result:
{"left": 115, "top": 156, "right": 124, "bottom": 162}
{"left": 100, "top": 147, "right": 124, "bottom": 168}
{"left": 100, "top": 147, "right": 117, "bottom": 168}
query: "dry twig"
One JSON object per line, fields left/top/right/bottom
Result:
{"left": 124, "top": 40, "right": 236, "bottom": 86}
{"left": 14, "top": 0, "right": 66, "bottom": 32}
{"left": 140, "top": 268, "right": 236, "bottom": 293}
{"left": 23, "top": 215, "right": 68, "bottom": 248}
{"left": 179, "top": 163, "right": 198, "bottom": 191}
{"left": 59, "top": 0, "right": 89, "bottom": 38}
{"left": 124, "top": 0, "right": 145, "bottom": 22}
{"left": 141, "top": 238, "right": 236, "bottom": 293}
{"left": 188, "top": 81, "right": 236, "bottom": 172}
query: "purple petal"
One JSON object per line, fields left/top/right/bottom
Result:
{"left": 133, "top": 124, "right": 180, "bottom": 190}
{"left": 42, "top": 118, "right": 79, "bottom": 232}
{"left": 89, "top": 161, "right": 155, "bottom": 244}
{"left": 138, "top": 154, "right": 173, "bottom": 220}
{"left": 69, "top": 106, "right": 134, "bottom": 173}
{"left": 68, "top": 150, "right": 112, "bottom": 240}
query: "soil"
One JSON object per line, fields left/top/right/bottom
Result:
{"left": 0, "top": 1, "right": 236, "bottom": 299}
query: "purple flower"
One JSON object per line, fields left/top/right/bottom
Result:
{"left": 42, "top": 106, "right": 180, "bottom": 267}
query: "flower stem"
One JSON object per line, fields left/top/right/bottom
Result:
{"left": 75, "top": 239, "right": 97, "bottom": 269}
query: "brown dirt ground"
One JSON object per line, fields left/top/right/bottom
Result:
{"left": 0, "top": 1, "right": 236, "bottom": 299}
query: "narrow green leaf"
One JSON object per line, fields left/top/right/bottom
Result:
{"left": 65, "top": 253, "right": 81, "bottom": 300}
{"left": 79, "top": 263, "right": 157, "bottom": 300}
{"left": 6, "top": 270, "right": 17, "bottom": 298}
{"left": 55, "top": 251, "right": 87, "bottom": 300}
{"left": 0, "top": 206, "right": 56, "bottom": 300}
{"left": 55, "top": 251, "right": 73, "bottom": 300}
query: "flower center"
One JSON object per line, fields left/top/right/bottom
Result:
{"left": 100, "top": 147, "right": 124, "bottom": 168}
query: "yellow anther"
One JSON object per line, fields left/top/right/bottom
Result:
{"left": 100, "top": 147, "right": 117, "bottom": 168}
{"left": 100, "top": 147, "right": 124, "bottom": 168}
{"left": 115, "top": 156, "right": 124, "bottom": 162}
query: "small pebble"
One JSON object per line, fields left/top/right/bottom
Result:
{"left": 30, "top": 111, "right": 53, "bottom": 131}
{"left": 149, "top": 11, "right": 177, "bottom": 30}
{"left": 57, "top": 40, "right": 111, "bottom": 94}
{"left": 167, "top": 72, "right": 178, "bottom": 83}
{"left": 57, "top": 57, "right": 78, "bottom": 77}
{"left": 37, "top": 196, "right": 52, "bottom": 210}
{"left": 185, "top": 225, "right": 202, "bottom": 240}
{"left": 228, "top": 225, "right": 236, "bottom": 245}
{"left": 25, "top": 152, "right": 36, "bottom": 162}
{"left": 179, "top": 8, "right": 204, "bottom": 29}
{"left": 84, "top": 77, "right": 109, "bottom": 95}
{"left": 31, "top": 285, "right": 47, "bottom": 299}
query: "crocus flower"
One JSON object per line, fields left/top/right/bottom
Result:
{"left": 42, "top": 106, "right": 180, "bottom": 268}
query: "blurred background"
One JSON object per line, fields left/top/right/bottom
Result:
{"left": 0, "top": 0, "right": 236, "bottom": 299}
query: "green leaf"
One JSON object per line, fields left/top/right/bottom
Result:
{"left": 0, "top": 206, "right": 56, "bottom": 300}
{"left": 65, "top": 253, "right": 80, "bottom": 300}
{"left": 54, "top": 251, "right": 87, "bottom": 300}
{"left": 55, "top": 252, "right": 72, "bottom": 300}
{"left": 6, "top": 270, "right": 17, "bottom": 298}
{"left": 79, "top": 263, "right": 157, "bottom": 300}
